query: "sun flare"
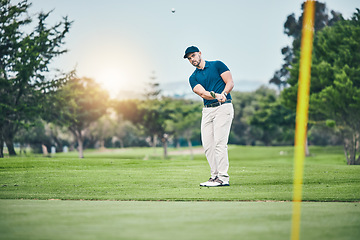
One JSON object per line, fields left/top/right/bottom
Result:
{"left": 95, "top": 67, "right": 127, "bottom": 97}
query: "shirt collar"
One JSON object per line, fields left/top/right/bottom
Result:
{"left": 196, "top": 61, "right": 208, "bottom": 71}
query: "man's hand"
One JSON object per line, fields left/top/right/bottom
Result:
{"left": 216, "top": 92, "right": 226, "bottom": 103}
{"left": 193, "top": 85, "right": 227, "bottom": 102}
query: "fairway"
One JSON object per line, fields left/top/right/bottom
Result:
{"left": 0, "top": 199, "right": 359, "bottom": 240}
{"left": 2, "top": 0, "right": 360, "bottom": 240}
{"left": 0, "top": 146, "right": 359, "bottom": 201}
{"left": 1, "top": 146, "right": 360, "bottom": 240}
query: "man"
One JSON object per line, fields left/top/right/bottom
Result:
{"left": 184, "top": 46, "right": 234, "bottom": 187}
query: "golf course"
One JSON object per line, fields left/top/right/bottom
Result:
{"left": 1, "top": 0, "right": 360, "bottom": 239}
{"left": 1, "top": 145, "right": 359, "bottom": 239}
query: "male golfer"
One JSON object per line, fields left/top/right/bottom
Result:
{"left": 184, "top": 46, "right": 234, "bottom": 187}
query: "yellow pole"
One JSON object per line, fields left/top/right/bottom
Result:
{"left": 291, "top": 1, "right": 315, "bottom": 240}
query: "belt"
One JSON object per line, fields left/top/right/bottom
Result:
{"left": 204, "top": 99, "right": 232, "bottom": 108}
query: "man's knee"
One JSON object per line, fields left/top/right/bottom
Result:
{"left": 215, "top": 144, "right": 228, "bottom": 153}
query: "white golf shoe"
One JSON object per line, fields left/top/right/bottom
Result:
{"left": 200, "top": 177, "right": 229, "bottom": 187}
{"left": 200, "top": 177, "right": 216, "bottom": 187}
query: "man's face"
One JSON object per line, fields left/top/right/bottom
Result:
{"left": 187, "top": 52, "right": 202, "bottom": 67}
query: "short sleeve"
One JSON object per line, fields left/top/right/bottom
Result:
{"left": 215, "top": 61, "right": 229, "bottom": 75}
{"left": 189, "top": 74, "right": 199, "bottom": 90}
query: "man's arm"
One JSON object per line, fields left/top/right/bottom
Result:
{"left": 220, "top": 70, "right": 234, "bottom": 97}
{"left": 193, "top": 84, "right": 224, "bottom": 101}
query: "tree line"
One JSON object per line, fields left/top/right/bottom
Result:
{"left": 270, "top": 2, "right": 360, "bottom": 165}
{"left": 1, "top": 1, "right": 359, "bottom": 164}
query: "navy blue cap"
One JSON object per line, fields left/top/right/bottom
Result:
{"left": 183, "top": 46, "right": 199, "bottom": 58}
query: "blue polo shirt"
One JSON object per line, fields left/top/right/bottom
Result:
{"left": 189, "top": 60, "right": 232, "bottom": 106}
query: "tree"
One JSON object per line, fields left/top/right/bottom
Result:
{"left": 0, "top": 0, "right": 72, "bottom": 157}
{"left": 165, "top": 99, "right": 202, "bottom": 159}
{"left": 85, "top": 113, "right": 115, "bottom": 149}
{"left": 113, "top": 96, "right": 173, "bottom": 158}
{"left": 140, "top": 98, "right": 172, "bottom": 158}
{"left": 47, "top": 76, "right": 109, "bottom": 158}
{"left": 230, "top": 87, "right": 295, "bottom": 146}
{"left": 111, "top": 115, "right": 135, "bottom": 148}
{"left": 271, "top": 1, "right": 343, "bottom": 156}
{"left": 269, "top": 1, "right": 343, "bottom": 90}
{"left": 282, "top": 9, "right": 360, "bottom": 164}
{"left": 250, "top": 88, "right": 295, "bottom": 146}
{"left": 230, "top": 91, "right": 256, "bottom": 145}
{"left": 143, "top": 71, "right": 161, "bottom": 100}
{"left": 14, "top": 119, "right": 51, "bottom": 154}
{"left": 140, "top": 74, "right": 172, "bottom": 158}
{"left": 14, "top": 120, "right": 73, "bottom": 154}
{"left": 112, "top": 98, "right": 148, "bottom": 147}
{"left": 141, "top": 73, "right": 165, "bottom": 149}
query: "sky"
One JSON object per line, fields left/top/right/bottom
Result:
{"left": 25, "top": 0, "right": 360, "bottom": 98}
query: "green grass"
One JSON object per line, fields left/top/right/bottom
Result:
{"left": 0, "top": 200, "right": 359, "bottom": 240}
{"left": 0, "top": 145, "right": 359, "bottom": 201}
{"left": 1, "top": 146, "right": 359, "bottom": 240}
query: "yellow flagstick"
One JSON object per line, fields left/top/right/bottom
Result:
{"left": 291, "top": 1, "right": 315, "bottom": 240}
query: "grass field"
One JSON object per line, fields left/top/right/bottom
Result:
{"left": 1, "top": 200, "right": 359, "bottom": 240}
{"left": 0, "top": 145, "right": 359, "bottom": 240}
{"left": 0, "top": 145, "right": 359, "bottom": 201}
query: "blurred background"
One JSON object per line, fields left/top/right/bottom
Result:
{"left": 26, "top": 0, "right": 359, "bottom": 97}
{"left": 1, "top": 0, "right": 359, "bottom": 163}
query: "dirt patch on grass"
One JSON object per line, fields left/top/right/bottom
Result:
{"left": 169, "top": 147, "right": 204, "bottom": 156}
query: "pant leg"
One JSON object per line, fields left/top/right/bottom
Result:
{"left": 213, "top": 103, "right": 234, "bottom": 182}
{"left": 201, "top": 107, "right": 218, "bottom": 179}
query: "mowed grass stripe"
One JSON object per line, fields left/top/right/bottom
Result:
{"left": 0, "top": 199, "right": 359, "bottom": 240}
{"left": 0, "top": 146, "right": 359, "bottom": 201}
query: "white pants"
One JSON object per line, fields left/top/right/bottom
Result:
{"left": 201, "top": 103, "right": 234, "bottom": 182}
